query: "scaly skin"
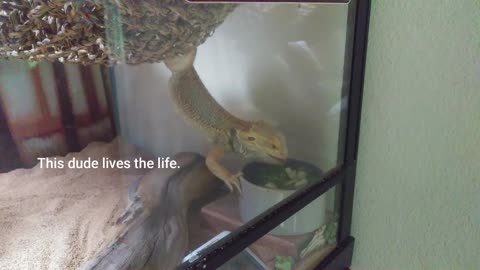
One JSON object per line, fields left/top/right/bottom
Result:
{"left": 164, "top": 48, "right": 288, "bottom": 192}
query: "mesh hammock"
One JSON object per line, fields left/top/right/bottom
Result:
{"left": 0, "top": 0, "right": 237, "bottom": 65}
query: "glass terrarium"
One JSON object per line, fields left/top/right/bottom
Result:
{"left": 0, "top": 1, "right": 369, "bottom": 270}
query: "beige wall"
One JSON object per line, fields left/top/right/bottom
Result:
{"left": 352, "top": 1, "right": 480, "bottom": 269}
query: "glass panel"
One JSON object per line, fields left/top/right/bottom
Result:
{"left": 187, "top": 189, "right": 339, "bottom": 270}
{"left": 0, "top": 1, "right": 354, "bottom": 270}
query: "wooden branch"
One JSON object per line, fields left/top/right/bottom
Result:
{"left": 81, "top": 152, "right": 226, "bottom": 270}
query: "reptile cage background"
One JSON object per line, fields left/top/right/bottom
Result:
{"left": 0, "top": 1, "right": 366, "bottom": 270}
{"left": 0, "top": 61, "right": 115, "bottom": 171}
{"left": 0, "top": 0, "right": 235, "bottom": 171}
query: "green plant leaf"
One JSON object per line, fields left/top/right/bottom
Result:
{"left": 274, "top": 256, "right": 295, "bottom": 270}
{"left": 324, "top": 222, "right": 338, "bottom": 244}
{"left": 28, "top": 61, "right": 39, "bottom": 68}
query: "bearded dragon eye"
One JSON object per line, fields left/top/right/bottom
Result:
{"left": 247, "top": 136, "right": 255, "bottom": 141}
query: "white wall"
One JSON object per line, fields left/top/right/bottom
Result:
{"left": 352, "top": 1, "right": 480, "bottom": 269}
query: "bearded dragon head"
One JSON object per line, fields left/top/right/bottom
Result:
{"left": 235, "top": 121, "right": 288, "bottom": 164}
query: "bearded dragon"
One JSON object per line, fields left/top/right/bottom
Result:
{"left": 164, "top": 48, "right": 288, "bottom": 192}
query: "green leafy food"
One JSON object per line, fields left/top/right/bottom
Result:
{"left": 249, "top": 163, "right": 318, "bottom": 190}
{"left": 28, "top": 61, "right": 39, "bottom": 68}
{"left": 324, "top": 222, "right": 338, "bottom": 244}
{"left": 274, "top": 256, "right": 295, "bottom": 270}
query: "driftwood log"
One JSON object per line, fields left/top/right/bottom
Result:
{"left": 0, "top": 139, "right": 226, "bottom": 270}
{"left": 82, "top": 152, "right": 226, "bottom": 270}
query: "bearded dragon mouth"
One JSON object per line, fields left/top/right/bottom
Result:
{"left": 268, "top": 155, "right": 287, "bottom": 164}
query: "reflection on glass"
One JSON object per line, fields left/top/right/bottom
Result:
{"left": 171, "top": 4, "right": 350, "bottom": 265}
{"left": 114, "top": 2, "right": 350, "bottom": 258}
{"left": 214, "top": 192, "right": 339, "bottom": 270}
{"left": 219, "top": 246, "right": 269, "bottom": 270}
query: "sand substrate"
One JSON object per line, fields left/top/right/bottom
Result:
{"left": 0, "top": 137, "right": 150, "bottom": 270}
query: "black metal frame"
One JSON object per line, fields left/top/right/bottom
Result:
{"left": 178, "top": 0, "right": 371, "bottom": 269}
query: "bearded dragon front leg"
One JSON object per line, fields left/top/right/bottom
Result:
{"left": 206, "top": 145, "right": 241, "bottom": 192}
